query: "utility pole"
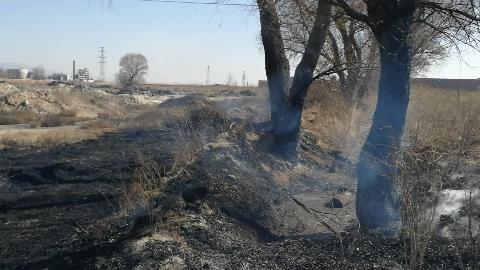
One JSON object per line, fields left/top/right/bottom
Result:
{"left": 206, "top": 65, "right": 210, "bottom": 86}
{"left": 98, "top": 47, "right": 106, "bottom": 82}
{"left": 242, "top": 71, "right": 246, "bottom": 87}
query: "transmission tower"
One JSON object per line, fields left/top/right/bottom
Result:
{"left": 206, "top": 65, "right": 211, "bottom": 86}
{"left": 242, "top": 71, "right": 246, "bottom": 87}
{"left": 98, "top": 47, "right": 107, "bottom": 82}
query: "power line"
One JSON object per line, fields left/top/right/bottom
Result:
{"left": 98, "top": 47, "right": 107, "bottom": 82}
{"left": 141, "top": 0, "right": 256, "bottom": 7}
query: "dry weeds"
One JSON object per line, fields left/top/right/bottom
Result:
{"left": 407, "top": 85, "right": 480, "bottom": 144}
{"left": 395, "top": 110, "right": 480, "bottom": 270}
{"left": 302, "top": 81, "right": 480, "bottom": 158}
{"left": 119, "top": 156, "right": 168, "bottom": 221}
{"left": 0, "top": 127, "right": 102, "bottom": 149}
{"left": 0, "top": 111, "right": 40, "bottom": 125}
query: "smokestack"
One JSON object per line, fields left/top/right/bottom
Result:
{"left": 73, "top": 60, "right": 76, "bottom": 80}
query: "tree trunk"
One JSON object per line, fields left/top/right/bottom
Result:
{"left": 268, "top": 0, "right": 332, "bottom": 158}
{"left": 257, "top": 0, "right": 291, "bottom": 134}
{"left": 356, "top": 11, "right": 414, "bottom": 232}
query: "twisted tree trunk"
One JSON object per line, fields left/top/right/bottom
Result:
{"left": 257, "top": 0, "right": 331, "bottom": 158}
{"left": 257, "top": 0, "right": 291, "bottom": 135}
{"left": 356, "top": 6, "right": 414, "bottom": 232}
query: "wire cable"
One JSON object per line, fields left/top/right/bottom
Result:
{"left": 141, "top": 0, "right": 256, "bottom": 7}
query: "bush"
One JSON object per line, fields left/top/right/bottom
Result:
{"left": 119, "top": 156, "right": 168, "bottom": 221}
{"left": 395, "top": 114, "right": 480, "bottom": 270}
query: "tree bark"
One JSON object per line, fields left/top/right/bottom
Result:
{"left": 356, "top": 6, "right": 414, "bottom": 232}
{"left": 263, "top": 0, "right": 332, "bottom": 158}
{"left": 257, "top": 0, "right": 291, "bottom": 134}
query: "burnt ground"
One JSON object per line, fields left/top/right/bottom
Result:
{"left": 0, "top": 129, "right": 176, "bottom": 269}
{"left": 0, "top": 100, "right": 477, "bottom": 269}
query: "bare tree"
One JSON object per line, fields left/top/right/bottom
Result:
{"left": 31, "top": 66, "right": 46, "bottom": 80}
{"left": 257, "top": 0, "right": 332, "bottom": 158}
{"left": 329, "top": 0, "right": 480, "bottom": 232}
{"left": 118, "top": 53, "right": 149, "bottom": 86}
{"left": 280, "top": 0, "right": 448, "bottom": 104}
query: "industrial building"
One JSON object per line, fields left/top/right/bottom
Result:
{"left": 7, "top": 68, "right": 29, "bottom": 79}
{"left": 75, "top": 68, "right": 91, "bottom": 81}
{"left": 48, "top": 73, "right": 71, "bottom": 82}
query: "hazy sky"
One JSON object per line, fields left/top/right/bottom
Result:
{"left": 0, "top": 0, "right": 479, "bottom": 84}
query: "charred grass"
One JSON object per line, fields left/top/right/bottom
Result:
{"left": 118, "top": 99, "right": 232, "bottom": 218}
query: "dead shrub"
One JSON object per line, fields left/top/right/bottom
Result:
{"left": 395, "top": 143, "right": 448, "bottom": 270}
{"left": 119, "top": 156, "right": 168, "bottom": 221}
{"left": 395, "top": 114, "right": 480, "bottom": 270}
{"left": 167, "top": 104, "right": 230, "bottom": 173}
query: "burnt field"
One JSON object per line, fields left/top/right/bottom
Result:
{"left": 0, "top": 81, "right": 480, "bottom": 269}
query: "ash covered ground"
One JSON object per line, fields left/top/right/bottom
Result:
{"left": 0, "top": 81, "right": 479, "bottom": 269}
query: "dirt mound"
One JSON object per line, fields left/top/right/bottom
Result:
{"left": 0, "top": 90, "right": 63, "bottom": 114}
{"left": 0, "top": 82, "right": 19, "bottom": 95}
{"left": 0, "top": 84, "right": 127, "bottom": 122}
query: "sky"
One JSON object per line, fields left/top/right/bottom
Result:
{"left": 0, "top": 0, "right": 479, "bottom": 84}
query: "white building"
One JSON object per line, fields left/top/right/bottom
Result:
{"left": 76, "top": 68, "right": 91, "bottom": 81}
{"left": 7, "top": 68, "right": 29, "bottom": 79}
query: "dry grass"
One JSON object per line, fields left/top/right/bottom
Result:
{"left": 119, "top": 156, "right": 168, "bottom": 220}
{"left": 302, "top": 81, "right": 376, "bottom": 157}
{"left": 0, "top": 111, "right": 40, "bottom": 125}
{"left": 167, "top": 103, "right": 230, "bottom": 173}
{"left": 119, "top": 101, "right": 230, "bottom": 219}
{"left": 0, "top": 109, "right": 92, "bottom": 127}
{"left": 406, "top": 85, "right": 480, "bottom": 144}
{"left": 395, "top": 104, "right": 480, "bottom": 270}
{"left": 0, "top": 127, "right": 102, "bottom": 149}
{"left": 302, "top": 81, "right": 480, "bottom": 158}
{"left": 394, "top": 133, "right": 480, "bottom": 269}
{"left": 38, "top": 109, "right": 92, "bottom": 127}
